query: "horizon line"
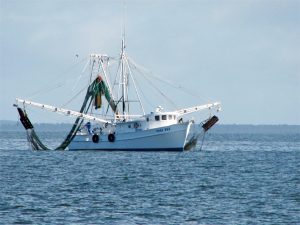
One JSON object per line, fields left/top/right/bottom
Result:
{"left": 0, "top": 119, "right": 299, "bottom": 126}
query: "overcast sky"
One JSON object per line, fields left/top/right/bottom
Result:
{"left": 1, "top": 0, "right": 299, "bottom": 124}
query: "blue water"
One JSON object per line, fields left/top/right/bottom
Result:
{"left": 0, "top": 131, "right": 299, "bottom": 224}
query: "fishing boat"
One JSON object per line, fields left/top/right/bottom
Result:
{"left": 14, "top": 34, "right": 221, "bottom": 151}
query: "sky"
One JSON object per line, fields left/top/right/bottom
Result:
{"left": 0, "top": 0, "right": 299, "bottom": 125}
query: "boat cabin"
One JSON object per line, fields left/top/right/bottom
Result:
{"left": 144, "top": 111, "right": 178, "bottom": 128}
{"left": 114, "top": 107, "right": 181, "bottom": 134}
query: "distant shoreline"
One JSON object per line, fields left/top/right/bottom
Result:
{"left": 1, "top": 120, "right": 299, "bottom": 134}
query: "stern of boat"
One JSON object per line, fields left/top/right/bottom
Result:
{"left": 184, "top": 116, "right": 219, "bottom": 151}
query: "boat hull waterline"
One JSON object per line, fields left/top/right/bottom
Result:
{"left": 68, "top": 122, "right": 203, "bottom": 151}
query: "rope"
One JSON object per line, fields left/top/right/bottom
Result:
{"left": 60, "top": 84, "right": 89, "bottom": 108}
{"left": 140, "top": 71, "right": 178, "bottom": 109}
{"left": 27, "top": 57, "right": 88, "bottom": 99}
{"left": 128, "top": 60, "right": 178, "bottom": 109}
{"left": 130, "top": 73, "right": 156, "bottom": 109}
{"left": 89, "top": 59, "right": 95, "bottom": 83}
{"left": 199, "top": 131, "right": 206, "bottom": 151}
{"left": 128, "top": 57, "right": 213, "bottom": 103}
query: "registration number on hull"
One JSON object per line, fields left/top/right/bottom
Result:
{"left": 156, "top": 127, "right": 170, "bottom": 133}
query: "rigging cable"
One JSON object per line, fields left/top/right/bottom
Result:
{"left": 27, "top": 57, "right": 89, "bottom": 99}
{"left": 124, "top": 55, "right": 145, "bottom": 115}
{"left": 128, "top": 57, "right": 213, "bottom": 103}
{"left": 60, "top": 84, "right": 90, "bottom": 108}
{"left": 199, "top": 132, "right": 206, "bottom": 151}
{"left": 72, "top": 58, "right": 90, "bottom": 91}
{"left": 139, "top": 70, "right": 178, "bottom": 109}
{"left": 128, "top": 60, "right": 178, "bottom": 109}
{"left": 89, "top": 59, "right": 95, "bottom": 83}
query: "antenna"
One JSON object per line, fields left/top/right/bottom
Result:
{"left": 122, "top": 0, "right": 126, "bottom": 51}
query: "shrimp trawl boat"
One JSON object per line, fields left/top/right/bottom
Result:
{"left": 14, "top": 36, "right": 221, "bottom": 151}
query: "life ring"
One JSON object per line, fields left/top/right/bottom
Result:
{"left": 92, "top": 134, "right": 99, "bottom": 143}
{"left": 108, "top": 133, "right": 115, "bottom": 142}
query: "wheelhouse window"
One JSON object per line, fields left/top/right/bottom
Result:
{"left": 162, "top": 115, "right": 167, "bottom": 120}
{"left": 168, "top": 115, "right": 172, "bottom": 120}
{"left": 155, "top": 115, "right": 160, "bottom": 121}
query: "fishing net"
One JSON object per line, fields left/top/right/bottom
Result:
{"left": 17, "top": 76, "right": 113, "bottom": 150}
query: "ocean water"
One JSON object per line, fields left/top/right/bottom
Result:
{"left": 0, "top": 131, "right": 299, "bottom": 224}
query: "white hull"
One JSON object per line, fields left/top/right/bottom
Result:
{"left": 68, "top": 122, "right": 201, "bottom": 151}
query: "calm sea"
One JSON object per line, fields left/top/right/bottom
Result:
{"left": 0, "top": 130, "right": 299, "bottom": 224}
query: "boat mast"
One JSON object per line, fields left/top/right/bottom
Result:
{"left": 121, "top": 2, "right": 127, "bottom": 119}
{"left": 118, "top": 2, "right": 145, "bottom": 120}
{"left": 121, "top": 37, "right": 126, "bottom": 117}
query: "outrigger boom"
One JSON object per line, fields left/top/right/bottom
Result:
{"left": 15, "top": 98, "right": 111, "bottom": 124}
{"left": 175, "top": 102, "right": 221, "bottom": 116}
{"left": 15, "top": 98, "right": 221, "bottom": 124}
